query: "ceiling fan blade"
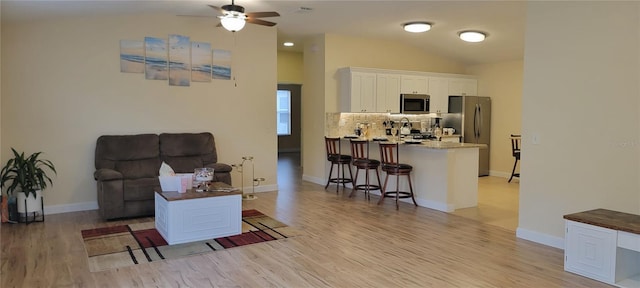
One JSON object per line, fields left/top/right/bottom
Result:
{"left": 245, "top": 11, "right": 280, "bottom": 18}
{"left": 246, "top": 18, "right": 277, "bottom": 27}
{"left": 208, "top": 5, "right": 224, "bottom": 14}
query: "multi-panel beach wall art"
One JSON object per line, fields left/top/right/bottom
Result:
{"left": 119, "top": 34, "right": 232, "bottom": 86}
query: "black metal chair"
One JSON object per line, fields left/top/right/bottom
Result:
{"left": 509, "top": 134, "right": 521, "bottom": 183}
{"left": 349, "top": 139, "right": 381, "bottom": 200}
{"left": 324, "top": 137, "right": 353, "bottom": 193}
{"left": 377, "top": 142, "right": 417, "bottom": 209}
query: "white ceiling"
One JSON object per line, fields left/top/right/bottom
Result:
{"left": 1, "top": 0, "right": 527, "bottom": 65}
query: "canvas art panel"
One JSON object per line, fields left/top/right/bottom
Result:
{"left": 120, "top": 40, "right": 144, "bottom": 73}
{"left": 212, "top": 49, "right": 232, "bottom": 80}
{"left": 191, "top": 42, "right": 212, "bottom": 82}
{"left": 169, "top": 34, "right": 191, "bottom": 87}
{"left": 144, "top": 37, "right": 168, "bottom": 80}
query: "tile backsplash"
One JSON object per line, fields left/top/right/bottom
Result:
{"left": 325, "top": 113, "right": 436, "bottom": 138}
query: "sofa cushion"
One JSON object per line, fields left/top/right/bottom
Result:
{"left": 159, "top": 132, "right": 217, "bottom": 164}
{"left": 115, "top": 158, "right": 161, "bottom": 179}
{"left": 123, "top": 178, "right": 159, "bottom": 201}
{"left": 96, "top": 134, "right": 160, "bottom": 170}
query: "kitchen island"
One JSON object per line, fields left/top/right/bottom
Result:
{"left": 337, "top": 137, "right": 483, "bottom": 212}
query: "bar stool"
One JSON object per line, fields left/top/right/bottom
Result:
{"left": 509, "top": 134, "right": 521, "bottom": 183}
{"left": 324, "top": 137, "right": 353, "bottom": 193}
{"left": 349, "top": 139, "right": 381, "bottom": 200}
{"left": 377, "top": 142, "right": 417, "bottom": 209}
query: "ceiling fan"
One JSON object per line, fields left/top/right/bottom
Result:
{"left": 209, "top": 0, "right": 280, "bottom": 32}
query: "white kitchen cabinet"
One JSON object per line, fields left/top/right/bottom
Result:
{"left": 341, "top": 71, "right": 377, "bottom": 112}
{"left": 376, "top": 74, "right": 401, "bottom": 113}
{"left": 400, "top": 75, "right": 429, "bottom": 94}
{"left": 448, "top": 78, "right": 477, "bottom": 96}
{"left": 428, "top": 77, "right": 449, "bottom": 113}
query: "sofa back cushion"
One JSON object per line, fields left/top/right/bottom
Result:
{"left": 95, "top": 134, "right": 161, "bottom": 179}
{"left": 159, "top": 132, "right": 217, "bottom": 173}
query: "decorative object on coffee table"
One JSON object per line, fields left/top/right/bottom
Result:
{"left": 0, "top": 148, "right": 56, "bottom": 224}
{"left": 194, "top": 167, "right": 215, "bottom": 191}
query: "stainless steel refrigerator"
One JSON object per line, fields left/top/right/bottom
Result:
{"left": 445, "top": 96, "right": 491, "bottom": 176}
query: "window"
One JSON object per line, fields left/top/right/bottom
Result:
{"left": 277, "top": 90, "right": 291, "bottom": 135}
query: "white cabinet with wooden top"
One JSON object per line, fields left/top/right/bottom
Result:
{"left": 564, "top": 209, "right": 640, "bottom": 288}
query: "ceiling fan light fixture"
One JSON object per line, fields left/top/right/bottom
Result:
{"left": 459, "top": 31, "right": 486, "bottom": 42}
{"left": 220, "top": 15, "right": 246, "bottom": 32}
{"left": 403, "top": 22, "right": 432, "bottom": 33}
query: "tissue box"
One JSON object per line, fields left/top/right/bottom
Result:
{"left": 159, "top": 174, "right": 193, "bottom": 192}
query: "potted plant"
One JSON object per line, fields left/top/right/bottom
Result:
{"left": 0, "top": 148, "right": 56, "bottom": 219}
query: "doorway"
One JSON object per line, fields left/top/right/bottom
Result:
{"left": 277, "top": 84, "right": 302, "bottom": 187}
{"left": 277, "top": 84, "right": 301, "bottom": 153}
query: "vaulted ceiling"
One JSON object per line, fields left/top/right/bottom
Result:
{"left": 1, "top": 1, "right": 527, "bottom": 65}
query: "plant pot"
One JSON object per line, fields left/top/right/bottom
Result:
{"left": 17, "top": 190, "right": 42, "bottom": 214}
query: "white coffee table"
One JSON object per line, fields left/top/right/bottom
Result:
{"left": 154, "top": 182, "right": 242, "bottom": 245}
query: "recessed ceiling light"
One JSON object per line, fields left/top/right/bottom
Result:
{"left": 403, "top": 22, "right": 432, "bottom": 33}
{"left": 283, "top": 42, "right": 294, "bottom": 47}
{"left": 459, "top": 31, "right": 487, "bottom": 42}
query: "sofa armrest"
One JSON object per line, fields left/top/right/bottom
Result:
{"left": 94, "top": 168, "right": 124, "bottom": 181}
{"left": 205, "top": 163, "right": 232, "bottom": 173}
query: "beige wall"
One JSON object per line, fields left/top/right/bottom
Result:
{"left": 277, "top": 50, "right": 303, "bottom": 84}
{"left": 302, "top": 33, "right": 468, "bottom": 183}
{"left": 519, "top": 2, "right": 640, "bottom": 246}
{"left": 301, "top": 35, "right": 327, "bottom": 183}
{"left": 467, "top": 60, "right": 523, "bottom": 177}
{"left": 1, "top": 14, "right": 278, "bottom": 211}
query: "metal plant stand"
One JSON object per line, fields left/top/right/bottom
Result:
{"left": 21, "top": 196, "right": 44, "bottom": 224}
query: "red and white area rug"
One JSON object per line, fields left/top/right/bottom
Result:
{"left": 81, "top": 209, "right": 301, "bottom": 272}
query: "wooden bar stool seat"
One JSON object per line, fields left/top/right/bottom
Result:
{"left": 324, "top": 137, "right": 354, "bottom": 193}
{"left": 377, "top": 142, "right": 417, "bottom": 209}
{"left": 349, "top": 139, "right": 381, "bottom": 200}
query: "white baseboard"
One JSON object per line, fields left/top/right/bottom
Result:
{"left": 44, "top": 201, "right": 98, "bottom": 215}
{"left": 250, "top": 184, "right": 278, "bottom": 193}
{"left": 516, "top": 227, "right": 564, "bottom": 249}
{"left": 415, "top": 198, "right": 455, "bottom": 212}
{"left": 302, "top": 174, "right": 325, "bottom": 186}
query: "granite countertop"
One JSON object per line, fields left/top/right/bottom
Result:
{"left": 564, "top": 208, "right": 640, "bottom": 234}
{"left": 338, "top": 136, "right": 484, "bottom": 149}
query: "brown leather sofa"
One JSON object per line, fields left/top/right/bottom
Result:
{"left": 94, "top": 132, "right": 232, "bottom": 220}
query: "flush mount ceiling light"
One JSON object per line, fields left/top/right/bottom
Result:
{"left": 403, "top": 22, "right": 432, "bottom": 33}
{"left": 283, "top": 42, "right": 294, "bottom": 47}
{"left": 459, "top": 31, "right": 487, "bottom": 42}
{"left": 220, "top": 14, "right": 247, "bottom": 32}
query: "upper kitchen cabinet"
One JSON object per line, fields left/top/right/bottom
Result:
{"left": 428, "top": 77, "right": 449, "bottom": 113}
{"left": 340, "top": 70, "right": 377, "bottom": 112}
{"left": 400, "top": 75, "right": 429, "bottom": 94}
{"left": 376, "top": 74, "right": 401, "bottom": 113}
{"left": 448, "top": 78, "right": 478, "bottom": 96}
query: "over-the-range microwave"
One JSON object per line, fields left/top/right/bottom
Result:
{"left": 400, "top": 94, "right": 430, "bottom": 114}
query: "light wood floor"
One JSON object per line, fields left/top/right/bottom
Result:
{"left": 452, "top": 176, "right": 520, "bottom": 231}
{"left": 0, "top": 153, "right": 605, "bottom": 287}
